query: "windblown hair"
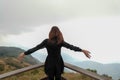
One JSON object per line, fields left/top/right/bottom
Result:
{"left": 49, "top": 26, "right": 64, "bottom": 44}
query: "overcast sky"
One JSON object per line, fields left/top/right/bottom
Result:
{"left": 0, "top": 0, "right": 120, "bottom": 64}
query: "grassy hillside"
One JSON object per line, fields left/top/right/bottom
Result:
{"left": 0, "top": 57, "right": 30, "bottom": 74}
{"left": 0, "top": 46, "right": 39, "bottom": 74}
{"left": 0, "top": 57, "right": 94, "bottom": 80}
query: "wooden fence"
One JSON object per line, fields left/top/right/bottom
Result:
{"left": 0, "top": 62, "right": 106, "bottom": 80}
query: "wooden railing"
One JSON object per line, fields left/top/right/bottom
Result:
{"left": 0, "top": 62, "right": 105, "bottom": 80}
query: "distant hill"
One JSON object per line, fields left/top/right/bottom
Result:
{"left": 72, "top": 61, "right": 120, "bottom": 80}
{"left": 0, "top": 46, "right": 39, "bottom": 65}
{"left": 32, "top": 52, "right": 120, "bottom": 80}
{"left": 62, "top": 53, "right": 120, "bottom": 80}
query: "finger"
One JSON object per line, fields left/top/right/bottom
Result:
{"left": 87, "top": 54, "right": 91, "bottom": 59}
{"left": 89, "top": 55, "right": 91, "bottom": 58}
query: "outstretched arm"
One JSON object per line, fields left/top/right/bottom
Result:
{"left": 62, "top": 41, "right": 82, "bottom": 51}
{"left": 62, "top": 41, "right": 91, "bottom": 59}
{"left": 17, "top": 39, "right": 47, "bottom": 61}
{"left": 24, "top": 39, "right": 47, "bottom": 55}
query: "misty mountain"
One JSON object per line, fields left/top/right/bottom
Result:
{"left": 32, "top": 52, "right": 120, "bottom": 80}
{"left": 72, "top": 61, "right": 120, "bottom": 80}
{"left": 63, "top": 54, "right": 120, "bottom": 80}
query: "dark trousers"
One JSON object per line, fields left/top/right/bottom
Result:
{"left": 48, "top": 74, "right": 61, "bottom": 80}
{"left": 40, "top": 75, "right": 66, "bottom": 80}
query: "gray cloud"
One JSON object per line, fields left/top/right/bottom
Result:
{"left": 0, "top": 0, "right": 120, "bottom": 35}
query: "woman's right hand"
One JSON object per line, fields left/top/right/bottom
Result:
{"left": 18, "top": 53, "right": 25, "bottom": 61}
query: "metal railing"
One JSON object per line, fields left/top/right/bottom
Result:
{"left": 0, "top": 62, "right": 105, "bottom": 80}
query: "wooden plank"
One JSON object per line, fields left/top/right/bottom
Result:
{"left": 64, "top": 62, "right": 105, "bottom": 80}
{"left": 0, "top": 63, "right": 44, "bottom": 79}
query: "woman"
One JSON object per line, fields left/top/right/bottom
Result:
{"left": 18, "top": 26, "right": 91, "bottom": 80}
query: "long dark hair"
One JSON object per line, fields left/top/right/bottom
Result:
{"left": 48, "top": 26, "right": 64, "bottom": 44}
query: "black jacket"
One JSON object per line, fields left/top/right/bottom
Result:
{"left": 24, "top": 39, "right": 82, "bottom": 75}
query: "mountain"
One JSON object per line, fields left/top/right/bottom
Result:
{"left": 72, "top": 61, "right": 120, "bottom": 80}
{"left": 62, "top": 53, "right": 120, "bottom": 80}
{"left": 0, "top": 46, "right": 39, "bottom": 65}
{"left": 32, "top": 52, "right": 120, "bottom": 80}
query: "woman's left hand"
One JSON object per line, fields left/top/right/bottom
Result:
{"left": 82, "top": 49, "right": 91, "bottom": 59}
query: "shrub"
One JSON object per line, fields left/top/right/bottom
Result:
{"left": 0, "top": 64, "right": 5, "bottom": 71}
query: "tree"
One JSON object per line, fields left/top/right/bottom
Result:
{"left": 86, "top": 68, "right": 97, "bottom": 73}
{"left": 102, "top": 74, "right": 112, "bottom": 80}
